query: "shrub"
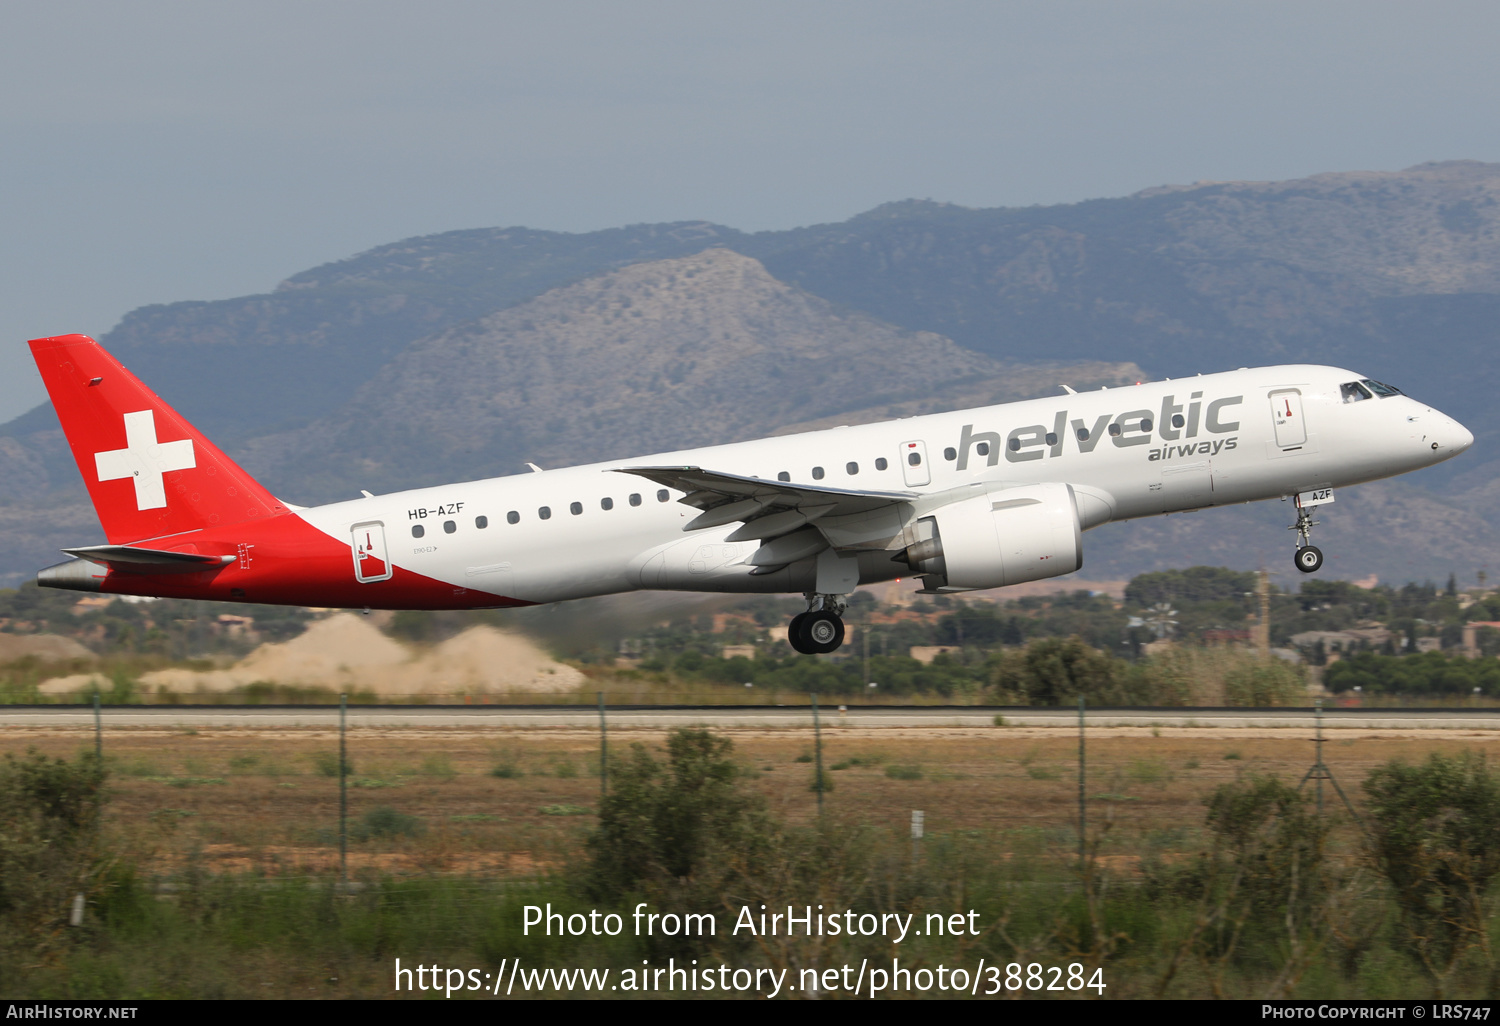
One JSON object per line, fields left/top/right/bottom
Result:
{"left": 1223, "top": 658, "right": 1306, "bottom": 707}
{"left": 312, "top": 752, "right": 354, "bottom": 778}
{"left": 420, "top": 754, "right": 456, "bottom": 780}
{"left": 585, "top": 728, "right": 767, "bottom": 899}
{"left": 1204, "top": 775, "right": 1329, "bottom": 918}
{"left": 1364, "top": 752, "right": 1500, "bottom": 994}
{"left": 0, "top": 750, "right": 107, "bottom": 947}
{"left": 885, "top": 764, "right": 923, "bottom": 781}
{"left": 490, "top": 763, "right": 522, "bottom": 779}
{"left": 1151, "top": 775, "right": 1332, "bottom": 994}
{"left": 354, "top": 806, "right": 424, "bottom": 840}
{"left": 1127, "top": 758, "right": 1171, "bottom": 785}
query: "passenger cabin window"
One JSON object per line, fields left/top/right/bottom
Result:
{"left": 846, "top": 462, "right": 858, "bottom": 475}
{"left": 475, "top": 515, "right": 488, "bottom": 529}
{"left": 412, "top": 525, "right": 425, "bottom": 538}
{"left": 1076, "top": 428, "right": 1090, "bottom": 441}
{"left": 443, "top": 520, "right": 456, "bottom": 534}
{"left": 1044, "top": 433, "right": 1058, "bottom": 446}
{"left": 1362, "top": 379, "right": 1403, "bottom": 398}
{"left": 601, "top": 497, "right": 614, "bottom": 510}
{"left": 1171, "top": 414, "right": 1186, "bottom": 427}
{"left": 875, "top": 457, "right": 888, "bottom": 470}
{"left": 943, "top": 447, "right": 957, "bottom": 461}
{"left": 812, "top": 467, "right": 825, "bottom": 480}
{"left": 657, "top": 489, "right": 669, "bottom": 502}
{"left": 777, "top": 471, "right": 791, "bottom": 482}
{"left": 538, "top": 506, "right": 552, "bottom": 520}
{"left": 1140, "top": 419, "right": 1153, "bottom": 432}
{"left": 506, "top": 511, "right": 519, "bottom": 524}
{"left": 570, "top": 501, "right": 582, "bottom": 516}
{"left": 1108, "top": 423, "right": 1122, "bottom": 437}
{"left": 907, "top": 451, "right": 922, "bottom": 466}
{"left": 1342, "top": 381, "right": 1374, "bottom": 402}
{"left": 1009, "top": 437, "right": 1020, "bottom": 451}
{"left": 974, "top": 442, "right": 989, "bottom": 456}
{"left": 629, "top": 493, "right": 642, "bottom": 506}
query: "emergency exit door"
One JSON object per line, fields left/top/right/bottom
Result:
{"left": 1269, "top": 389, "right": 1307, "bottom": 449}
{"left": 901, "top": 440, "right": 931, "bottom": 486}
{"left": 352, "top": 521, "right": 393, "bottom": 583}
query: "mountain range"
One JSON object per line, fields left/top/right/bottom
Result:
{"left": 3, "top": 160, "right": 1499, "bottom": 588}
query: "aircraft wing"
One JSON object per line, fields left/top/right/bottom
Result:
{"left": 63, "top": 544, "right": 235, "bottom": 574}
{"left": 613, "top": 465, "right": 918, "bottom": 541}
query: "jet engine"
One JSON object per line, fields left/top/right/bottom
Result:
{"left": 896, "top": 482, "right": 1083, "bottom": 591}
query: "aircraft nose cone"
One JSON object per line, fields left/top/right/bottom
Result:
{"left": 1456, "top": 421, "right": 1475, "bottom": 453}
{"left": 1434, "top": 414, "right": 1474, "bottom": 456}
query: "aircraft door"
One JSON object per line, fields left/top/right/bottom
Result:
{"left": 901, "top": 440, "right": 931, "bottom": 487}
{"left": 351, "top": 521, "right": 393, "bottom": 583}
{"left": 1270, "top": 389, "right": 1307, "bottom": 449}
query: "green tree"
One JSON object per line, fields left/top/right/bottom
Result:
{"left": 996, "top": 637, "right": 1123, "bottom": 705}
{"left": 1125, "top": 566, "right": 1257, "bottom": 607}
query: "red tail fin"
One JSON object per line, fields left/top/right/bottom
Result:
{"left": 29, "top": 334, "right": 288, "bottom": 544}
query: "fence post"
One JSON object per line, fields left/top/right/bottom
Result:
{"left": 93, "top": 688, "right": 102, "bottom": 761}
{"left": 1315, "top": 698, "right": 1324, "bottom": 817}
{"left": 598, "top": 691, "right": 608, "bottom": 800}
{"left": 339, "top": 692, "right": 348, "bottom": 886}
{"left": 812, "top": 693, "right": 825, "bottom": 817}
{"left": 1078, "top": 694, "right": 1086, "bottom": 865}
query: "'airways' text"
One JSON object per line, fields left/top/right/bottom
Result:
{"left": 1149, "top": 438, "right": 1237, "bottom": 462}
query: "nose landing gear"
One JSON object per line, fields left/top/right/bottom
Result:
{"left": 788, "top": 593, "right": 847, "bottom": 654}
{"left": 1290, "top": 496, "right": 1324, "bottom": 574}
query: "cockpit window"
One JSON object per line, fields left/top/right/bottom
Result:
{"left": 1361, "top": 378, "right": 1403, "bottom": 398}
{"left": 1340, "top": 381, "right": 1373, "bottom": 403}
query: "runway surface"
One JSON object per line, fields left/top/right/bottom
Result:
{"left": 3, "top": 705, "right": 1499, "bottom": 730}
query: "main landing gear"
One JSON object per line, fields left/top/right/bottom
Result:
{"left": 1290, "top": 497, "right": 1324, "bottom": 574}
{"left": 788, "top": 593, "right": 847, "bottom": 654}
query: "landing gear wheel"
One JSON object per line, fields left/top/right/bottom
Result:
{"left": 798, "top": 611, "right": 845, "bottom": 654}
{"left": 787, "top": 612, "right": 812, "bottom": 654}
{"left": 1295, "top": 545, "right": 1324, "bottom": 574}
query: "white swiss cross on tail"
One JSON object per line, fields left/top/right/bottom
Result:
{"left": 94, "top": 410, "right": 196, "bottom": 510}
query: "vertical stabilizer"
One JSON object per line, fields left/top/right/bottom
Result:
{"left": 28, "top": 334, "right": 287, "bottom": 544}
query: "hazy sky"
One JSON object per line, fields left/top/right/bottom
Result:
{"left": 2, "top": 1, "right": 1497, "bottom": 420}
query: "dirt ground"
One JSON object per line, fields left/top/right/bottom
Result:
{"left": 6, "top": 723, "right": 1498, "bottom": 878}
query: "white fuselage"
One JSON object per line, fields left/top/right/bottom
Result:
{"left": 297, "top": 365, "right": 1473, "bottom": 605}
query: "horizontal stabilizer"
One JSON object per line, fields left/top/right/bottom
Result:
{"left": 62, "top": 544, "right": 235, "bottom": 574}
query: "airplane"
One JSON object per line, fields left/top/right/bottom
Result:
{"left": 27, "top": 333, "right": 1473, "bottom": 654}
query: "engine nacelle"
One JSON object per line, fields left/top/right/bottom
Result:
{"left": 898, "top": 482, "right": 1083, "bottom": 591}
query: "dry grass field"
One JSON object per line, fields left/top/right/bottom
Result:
{"left": 7, "top": 721, "right": 1499, "bottom": 879}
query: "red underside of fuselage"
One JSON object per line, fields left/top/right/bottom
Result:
{"left": 94, "top": 512, "right": 531, "bottom": 611}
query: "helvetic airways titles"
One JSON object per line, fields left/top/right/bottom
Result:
{"left": 522, "top": 903, "right": 980, "bottom": 940}
{"left": 956, "top": 390, "right": 1241, "bottom": 468}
